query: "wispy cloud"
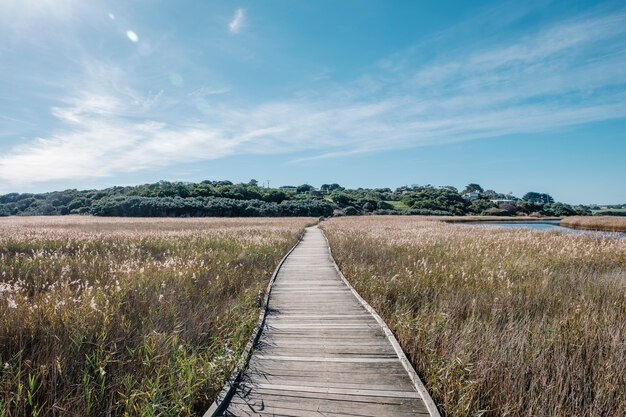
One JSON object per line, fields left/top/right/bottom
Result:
{"left": 229, "top": 8, "right": 245, "bottom": 34}
{"left": 1, "top": 6, "right": 626, "bottom": 189}
{"left": 188, "top": 86, "right": 230, "bottom": 98}
{"left": 0, "top": 92, "right": 237, "bottom": 185}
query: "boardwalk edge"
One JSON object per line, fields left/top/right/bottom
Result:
{"left": 319, "top": 225, "right": 442, "bottom": 417}
{"left": 203, "top": 228, "right": 308, "bottom": 417}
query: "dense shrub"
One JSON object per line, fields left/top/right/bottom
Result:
{"left": 482, "top": 207, "right": 513, "bottom": 216}
{"left": 362, "top": 202, "right": 376, "bottom": 212}
{"left": 376, "top": 201, "right": 395, "bottom": 210}
{"left": 594, "top": 210, "right": 626, "bottom": 216}
{"left": 401, "top": 186, "right": 469, "bottom": 215}
{"left": 89, "top": 196, "right": 333, "bottom": 218}
{"left": 468, "top": 198, "right": 496, "bottom": 214}
{"left": 407, "top": 208, "right": 452, "bottom": 216}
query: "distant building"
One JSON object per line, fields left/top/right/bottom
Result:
{"left": 279, "top": 186, "right": 298, "bottom": 192}
{"left": 463, "top": 192, "right": 480, "bottom": 200}
{"left": 490, "top": 199, "right": 516, "bottom": 205}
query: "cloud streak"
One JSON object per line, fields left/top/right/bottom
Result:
{"left": 1, "top": 6, "right": 626, "bottom": 188}
{"left": 229, "top": 8, "right": 245, "bottom": 34}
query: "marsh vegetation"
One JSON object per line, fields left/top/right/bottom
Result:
{"left": 2, "top": 215, "right": 624, "bottom": 416}
{"left": 323, "top": 216, "right": 626, "bottom": 417}
{"left": 561, "top": 215, "right": 626, "bottom": 232}
{"left": 0, "top": 217, "right": 313, "bottom": 416}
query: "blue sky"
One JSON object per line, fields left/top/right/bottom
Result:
{"left": 0, "top": 0, "right": 625, "bottom": 204}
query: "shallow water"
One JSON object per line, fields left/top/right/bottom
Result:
{"left": 464, "top": 220, "right": 626, "bottom": 238}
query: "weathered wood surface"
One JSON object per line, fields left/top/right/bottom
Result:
{"left": 218, "top": 226, "right": 435, "bottom": 416}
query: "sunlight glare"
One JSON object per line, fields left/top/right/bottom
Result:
{"left": 126, "top": 30, "right": 139, "bottom": 43}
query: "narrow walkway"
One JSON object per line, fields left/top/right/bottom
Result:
{"left": 220, "top": 226, "right": 433, "bottom": 416}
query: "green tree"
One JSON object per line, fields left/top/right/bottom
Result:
{"left": 543, "top": 202, "right": 575, "bottom": 217}
{"left": 401, "top": 186, "right": 469, "bottom": 215}
{"left": 523, "top": 192, "right": 554, "bottom": 204}
{"left": 322, "top": 183, "right": 343, "bottom": 192}
{"left": 516, "top": 200, "right": 542, "bottom": 214}
{"left": 296, "top": 184, "right": 315, "bottom": 193}
{"left": 469, "top": 199, "right": 496, "bottom": 214}
{"left": 330, "top": 192, "right": 353, "bottom": 206}
{"left": 362, "top": 202, "right": 375, "bottom": 212}
{"left": 376, "top": 201, "right": 395, "bottom": 210}
{"left": 262, "top": 190, "right": 287, "bottom": 203}
{"left": 463, "top": 183, "right": 484, "bottom": 194}
{"left": 482, "top": 207, "right": 512, "bottom": 216}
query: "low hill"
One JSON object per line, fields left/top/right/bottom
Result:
{"left": 0, "top": 180, "right": 594, "bottom": 217}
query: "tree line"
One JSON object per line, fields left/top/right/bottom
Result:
{"left": 0, "top": 180, "right": 594, "bottom": 217}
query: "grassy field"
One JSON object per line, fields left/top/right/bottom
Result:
{"left": 384, "top": 200, "right": 411, "bottom": 210}
{"left": 0, "top": 216, "right": 314, "bottom": 416}
{"left": 592, "top": 208, "right": 626, "bottom": 216}
{"left": 322, "top": 216, "right": 626, "bottom": 417}
{"left": 562, "top": 215, "right": 626, "bottom": 232}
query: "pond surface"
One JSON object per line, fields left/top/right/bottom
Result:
{"left": 464, "top": 220, "right": 626, "bottom": 238}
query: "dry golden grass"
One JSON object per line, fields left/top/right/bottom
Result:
{"left": 0, "top": 216, "right": 315, "bottom": 416}
{"left": 562, "top": 215, "right": 626, "bottom": 232}
{"left": 322, "top": 216, "right": 626, "bottom": 417}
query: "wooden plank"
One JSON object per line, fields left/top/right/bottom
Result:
{"left": 231, "top": 392, "right": 421, "bottom": 410}
{"left": 224, "top": 402, "right": 416, "bottom": 417}
{"left": 253, "top": 349, "right": 397, "bottom": 358}
{"left": 266, "top": 314, "right": 372, "bottom": 320}
{"left": 255, "top": 355, "right": 399, "bottom": 363}
{"left": 240, "top": 374, "right": 413, "bottom": 390}
{"left": 229, "top": 392, "right": 429, "bottom": 416}
{"left": 246, "top": 383, "right": 419, "bottom": 399}
{"left": 224, "top": 402, "right": 395, "bottom": 417}
{"left": 226, "top": 404, "right": 428, "bottom": 417}
{"left": 242, "top": 369, "right": 413, "bottom": 382}
{"left": 255, "top": 339, "right": 395, "bottom": 350}
{"left": 247, "top": 359, "right": 408, "bottom": 374}
{"left": 263, "top": 323, "right": 380, "bottom": 329}
{"left": 248, "top": 358, "right": 410, "bottom": 375}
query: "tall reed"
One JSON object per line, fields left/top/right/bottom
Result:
{"left": 323, "top": 216, "right": 626, "bottom": 417}
{"left": 561, "top": 215, "right": 626, "bottom": 232}
{"left": 0, "top": 217, "right": 313, "bottom": 416}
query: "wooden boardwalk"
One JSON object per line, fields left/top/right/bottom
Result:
{"left": 216, "top": 226, "right": 438, "bottom": 417}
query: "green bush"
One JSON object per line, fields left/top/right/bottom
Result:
{"left": 481, "top": 207, "right": 513, "bottom": 216}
